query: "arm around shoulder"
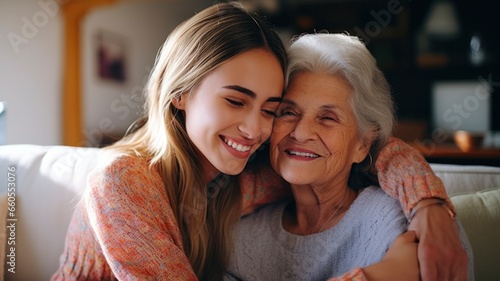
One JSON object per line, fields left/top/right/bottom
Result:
{"left": 375, "top": 137, "right": 455, "bottom": 217}
{"left": 239, "top": 156, "right": 291, "bottom": 215}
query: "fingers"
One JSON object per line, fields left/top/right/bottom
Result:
{"left": 410, "top": 204, "right": 469, "bottom": 281}
{"left": 447, "top": 247, "right": 468, "bottom": 281}
{"left": 418, "top": 231, "right": 468, "bottom": 281}
{"left": 418, "top": 249, "right": 438, "bottom": 281}
{"left": 419, "top": 241, "right": 467, "bottom": 281}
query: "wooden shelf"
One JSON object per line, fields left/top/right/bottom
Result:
{"left": 410, "top": 143, "right": 500, "bottom": 166}
{"left": 412, "top": 143, "right": 500, "bottom": 158}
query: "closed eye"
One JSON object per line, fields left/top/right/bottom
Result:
{"left": 277, "top": 108, "right": 296, "bottom": 117}
{"left": 262, "top": 109, "right": 277, "bottom": 117}
{"left": 321, "top": 116, "right": 338, "bottom": 122}
{"left": 225, "top": 98, "right": 244, "bottom": 107}
{"left": 320, "top": 111, "right": 340, "bottom": 123}
{"left": 276, "top": 109, "right": 299, "bottom": 122}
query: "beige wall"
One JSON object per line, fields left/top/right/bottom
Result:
{"left": 0, "top": 0, "right": 209, "bottom": 146}
{"left": 81, "top": 1, "right": 209, "bottom": 146}
{"left": 0, "top": 0, "right": 63, "bottom": 145}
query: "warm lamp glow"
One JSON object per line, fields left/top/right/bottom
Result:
{"left": 424, "top": 0, "right": 460, "bottom": 38}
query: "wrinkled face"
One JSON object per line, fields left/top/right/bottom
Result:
{"left": 270, "top": 72, "right": 368, "bottom": 187}
{"left": 175, "top": 48, "right": 284, "bottom": 178}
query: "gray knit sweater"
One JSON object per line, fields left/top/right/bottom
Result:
{"left": 226, "top": 186, "right": 474, "bottom": 281}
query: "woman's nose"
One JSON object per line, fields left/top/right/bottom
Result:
{"left": 289, "top": 118, "right": 317, "bottom": 142}
{"left": 238, "top": 112, "right": 262, "bottom": 140}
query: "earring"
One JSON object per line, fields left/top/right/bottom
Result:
{"left": 366, "top": 153, "right": 373, "bottom": 169}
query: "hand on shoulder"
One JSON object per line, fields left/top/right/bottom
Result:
{"left": 363, "top": 231, "right": 419, "bottom": 281}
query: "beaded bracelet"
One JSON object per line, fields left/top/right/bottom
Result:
{"left": 408, "top": 198, "right": 456, "bottom": 223}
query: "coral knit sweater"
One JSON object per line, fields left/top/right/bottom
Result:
{"left": 51, "top": 138, "right": 451, "bottom": 280}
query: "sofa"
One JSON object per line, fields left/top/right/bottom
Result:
{"left": 0, "top": 144, "right": 499, "bottom": 281}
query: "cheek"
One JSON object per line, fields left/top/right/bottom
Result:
{"left": 260, "top": 117, "right": 274, "bottom": 140}
{"left": 271, "top": 120, "right": 290, "bottom": 143}
{"left": 269, "top": 121, "right": 289, "bottom": 167}
{"left": 184, "top": 106, "right": 220, "bottom": 145}
{"left": 269, "top": 140, "right": 281, "bottom": 174}
{"left": 326, "top": 131, "right": 359, "bottom": 162}
{"left": 184, "top": 110, "right": 205, "bottom": 134}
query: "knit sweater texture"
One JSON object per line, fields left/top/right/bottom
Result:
{"left": 225, "top": 187, "right": 474, "bottom": 281}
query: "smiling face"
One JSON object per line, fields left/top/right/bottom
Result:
{"left": 270, "top": 72, "right": 369, "bottom": 188}
{"left": 175, "top": 48, "right": 284, "bottom": 177}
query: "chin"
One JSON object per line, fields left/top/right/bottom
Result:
{"left": 219, "top": 161, "right": 245, "bottom": 176}
{"left": 280, "top": 169, "right": 308, "bottom": 185}
{"left": 222, "top": 168, "right": 244, "bottom": 176}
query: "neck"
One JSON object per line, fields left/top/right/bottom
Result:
{"left": 288, "top": 184, "right": 358, "bottom": 235}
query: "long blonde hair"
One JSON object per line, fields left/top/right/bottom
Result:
{"left": 110, "top": 3, "right": 287, "bottom": 280}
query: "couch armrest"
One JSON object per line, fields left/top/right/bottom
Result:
{"left": 0, "top": 144, "right": 102, "bottom": 280}
{"left": 450, "top": 187, "right": 500, "bottom": 281}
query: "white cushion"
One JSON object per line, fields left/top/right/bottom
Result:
{"left": 430, "top": 163, "right": 500, "bottom": 195}
{"left": 0, "top": 145, "right": 102, "bottom": 281}
{"left": 450, "top": 187, "right": 500, "bottom": 281}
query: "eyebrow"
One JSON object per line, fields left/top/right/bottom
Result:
{"left": 224, "top": 85, "right": 255, "bottom": 98}
{"left": 223, "top": 85, "right": 282, "bottom": 103}
{"left": 280, "top": 98, "right": 296, "bottom": 106}
{"left": 281, "top": 98, "right": 340, "bottom": 110}
{"left": 267, "top": 97, "right": 282, "bottom": 103}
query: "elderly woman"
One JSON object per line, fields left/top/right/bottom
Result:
{"left": 225, "top": 33, "right": 474, "bottom": 281}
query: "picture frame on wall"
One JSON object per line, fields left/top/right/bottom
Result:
{"left": 96, "top": 29, "right": 127, "bottom": 83}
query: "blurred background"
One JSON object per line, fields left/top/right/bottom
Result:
{"left": 1, "top": 0, "right": 499, "bottom": 165}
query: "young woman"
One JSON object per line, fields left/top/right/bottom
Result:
{"left": 52, "top": 3, "right": 466, "bottom": 281}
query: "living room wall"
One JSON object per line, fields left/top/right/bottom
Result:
{"left": 0, "top": 0, "right": 63, "bottom": 145}
{"left": 81, "top": 1, "right": 209, "bottom": 146}
{"left": 0, "top": 0, "right": 209, "bottom": 146}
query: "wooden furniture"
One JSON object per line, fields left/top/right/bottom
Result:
{"left": 411, "top": 142, "right": 500, "bottom": 167}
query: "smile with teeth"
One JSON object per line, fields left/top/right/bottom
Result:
{"left": 225, "top": 139, "right": 251, "bottom": 152}
{"left": 287, "top": 150, "right": 319, "bottom": 158}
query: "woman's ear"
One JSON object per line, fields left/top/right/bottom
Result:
{"left": 353, "top": 133, "right": 375, "bottom": 164}
{"left": 172, "top": 95, "right": 185, "bottom": 110}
